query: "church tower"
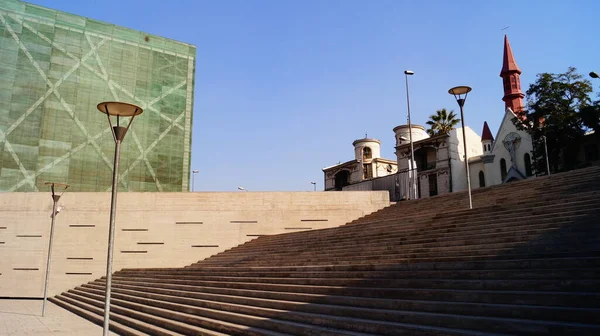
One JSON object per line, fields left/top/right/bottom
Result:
{"left": 500, "top": 35, "right": 525, "bottom": 120}
{"left": 481, "top": 121, "right": 494, "bottom": 155}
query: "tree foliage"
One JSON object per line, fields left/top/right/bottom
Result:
{"left": 425, "top": 108, "right": 460, "bottom": 136}
{"left": 517, "top": 67, "right": 596, "bottom": 174}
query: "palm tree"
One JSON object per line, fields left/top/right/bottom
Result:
{"left": 425, "top": 108, "right": 460, "bottom": 136}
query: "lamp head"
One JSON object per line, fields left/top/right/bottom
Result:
{"left": 97, "top": 102, "right": 143, "bottom": 117}
{"left": 448, "top": 86, "right": 472, "bottom": 107}
{"left": 237, "top": 187, "right": 245, "bottom": 191}
{"left": 404, "top": 70, "right": 414, "bottom": 75}
{"left": 590, "top": 71, "right": 600, "bottom": 79}
{"left": 192, "top": 170, "right": 199, "bottom": 173}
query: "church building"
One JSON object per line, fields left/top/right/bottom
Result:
{"left": 323, "top": 35, "right": 536, "bottom": 199}
{"left": 322, "top": 138, "right": 398, "bottom": 191}
{"left": 469, "top": 35, "right": 535, "bottom": 188}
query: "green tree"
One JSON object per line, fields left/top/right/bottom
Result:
{"left": 425, "top": 108, "right": 460, "bottom": 136}
{"left": 517, "top": 67, "right": 593, "bottom": 174}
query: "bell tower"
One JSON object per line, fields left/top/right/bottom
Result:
{"left": 500, "top": 35, "right": 525, "bottom": 120}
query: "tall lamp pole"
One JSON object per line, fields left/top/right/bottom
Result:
{"left": 404, "top": 70, "right": 416, "bottom": 199}
{"left": 191, "top": 170, "right": 199, "bottom": 192}
{"left": 449, "top": 86, "right": 473, "bottom": 210}
{"left": 42, "top": 182, "right": 69, "bottom": 317}
{"left": 311, "top": 181, "right": 316, "bottom": 191}
{"left": 97, "top": 102, "right": 143, "bottom": 336}
{"left": 542, "top": 135, "right": 551, "bottom": 176}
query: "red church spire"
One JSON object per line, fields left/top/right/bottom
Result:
{"left": 500, "top": 35, "right": 525, "bottom": 120}
{"left": 481, "top": 121, "right": 494, "bottom": 142}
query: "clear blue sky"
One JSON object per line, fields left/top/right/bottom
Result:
{"left": 28, "top": 0, "right": 600, "bottom": 191}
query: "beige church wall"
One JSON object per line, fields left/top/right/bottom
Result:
{"left": 374, "top": 162, "right": 396, "bottom": 178}
{"left": 0, "top": 191, "right": 390, "bottom": 298}
{"left": 487, "top": 111, "right": 534, "bottom": 185}
{"left": 448, "top": 127, "right": 483, "bottom": 192}
{"left": 469, "top": 161, "right": 486, "bottom": 189}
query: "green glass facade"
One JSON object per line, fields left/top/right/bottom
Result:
{"left": 0, "top": 0, "right": 195, "bottom": 192}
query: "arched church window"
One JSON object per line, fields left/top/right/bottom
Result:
{"left": 363, "top": 147, "right": 372, "bottom": 160}
{"left": 479, "top": 171, "right": 485, "bottom": 188}
{"left": 500, "top": 158, "right": 507, "bottom": 181}
{"left": 524, "top": 153, "right": 533, "bottom": 176}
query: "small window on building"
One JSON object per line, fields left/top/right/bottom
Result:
{"left": 479, "top": 171, "right": 485, "bottom": 188}
{"left": 363, "top": 147, "right": 372, "bottom": 160}
{"left": 524, "top": 153, "right": 533, "bottom": 176}
{"left": 500, "top": 158, "right": 507, "bottom": 181}
{"left": 363, "top": 164, "right": 373, "bottom": 179}
{"left": 428, "top": 174, "right": 438, "bottom": 197}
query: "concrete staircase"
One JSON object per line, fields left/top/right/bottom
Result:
{"left": 50, "top": 167, "right": 600, "bottom": 335}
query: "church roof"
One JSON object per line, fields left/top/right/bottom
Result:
{"left": 481, "top": 121, "right": 494, "bottom": 142}
{"left": 500, "top": 35, "right": 521, "bottom": 75}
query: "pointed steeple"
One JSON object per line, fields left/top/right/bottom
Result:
{"left": 500, "top": 35, "right": 521, "bottom": 76}
{"left": 481, "top": 121, "right": 494, "bottom": 142}
{"left": 499, "top": 35, "right": 525, "bottom": 120}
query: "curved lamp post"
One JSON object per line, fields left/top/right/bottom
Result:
{"left": 97, "top": 102, "right": 143, "bottom": 336}
{"left": 404, "top": 70, "right": 417, "bottom": 200}
{"left": 42, "top": 182, "right": 69, "bottom": 317}
{"left": 448, "top": 86, "right": 473, "bottom": 210}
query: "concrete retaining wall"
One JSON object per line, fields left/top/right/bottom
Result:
{"left": 0, "top": 191, "right": 389, "bottom": 297}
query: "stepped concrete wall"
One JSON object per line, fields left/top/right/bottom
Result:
{"left": 0, "top": 191, "right": 389, "bottom": 297}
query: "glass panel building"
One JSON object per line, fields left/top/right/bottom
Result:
{"left": 0, "top": 0, "right": 196, "bottom": 192}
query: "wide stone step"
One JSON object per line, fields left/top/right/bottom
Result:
{"left": 202, "top": 224, "right": 598, "bottom": 261}
{"left": 49, "top": 296, "right": 154, "bottom": 336}
{"left": 100, "top": 278, "right": 600, "bottom": 308}
{"left": 225, "top": 210, "right": 598, "bottom": 253}
{"left": 195, "top": 250, "right": 600, "bottom": 268}
{"left": 173, "top": 256, "right": 600, "bottom": 273}
{"left": 349, "top": 194, "right": 599, "bottom": 228}
{"left": 205, "top": 236, "right": 600, "bottom": 265}
{"left": 200, "top": 243, "right": 600, "bottom": 268}
{"left": 82, "top": 282, "right": 600, "bottom": 324}
{"left": 116, "top": 267, "right": 600, "bottom": 280}
{"left": 108, "top": 274, "right": 600, "bottom": 292}
{"left": 61, "top": 291, "right": 343, "bottom": 336}
{"left": 72, "top": 284, "right": 600, "bottom": 335}
{"left": 64, "top": 288, "right": 492, "bottom": 336}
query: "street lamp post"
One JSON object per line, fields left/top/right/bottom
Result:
{"left": 97, "top": 102, "right": 143, "bottom": 336}
{"left": 404, "top": 70, "right": 417, "bottom": 200}
{"left": 311, "top": 181, "right": 316, "bottom": 191}
{"left": 191, "top": 170, "right": 199, "bottom": 192}
{"left": 542, "top": 135, "right": 551, "bottom": 176}
{"left": 42, "top": 182, "right": 69, "bottom": 317}
{"left": 448, "top": 86, "right": 473, "bottom": 210}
